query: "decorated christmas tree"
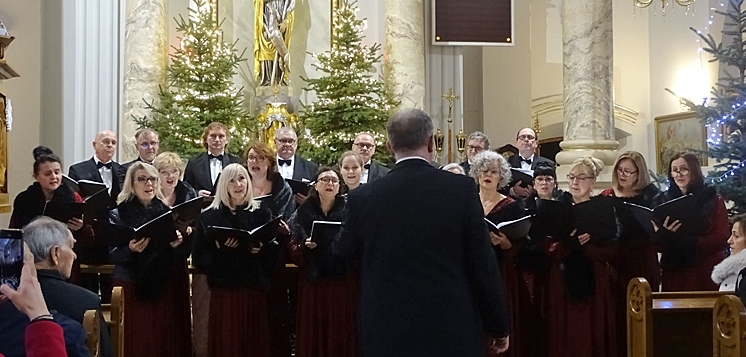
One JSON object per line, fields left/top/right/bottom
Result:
{"left": 679, "top": 0, "right": 746, "bottom": 214}
{"left": 298, "top": 1, "right": 399, "bottom": 166}
{"left": 135, "top": 0, "right": 255, "bottom": 158}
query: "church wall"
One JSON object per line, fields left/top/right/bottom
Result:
{"left": 0, "top": 0, "right": 43, "bottom": 226}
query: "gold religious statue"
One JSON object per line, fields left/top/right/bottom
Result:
{"left": 254, "top": 0, "right": 295, "bottom": 87}
{"left": 256, "top": 99, "right": 299, "bottom": 151}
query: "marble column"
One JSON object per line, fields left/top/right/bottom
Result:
{"left": 120, "top": 0, "right": 168, "bottom": 162}
{"left": 555, "top": 0, "right": 619, "bottom": 182}
{"left": 385, "top": 0, "right": 426, "bottom": 110}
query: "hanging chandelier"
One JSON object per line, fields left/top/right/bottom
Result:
{"left": 634, "top": 0, "right": 696, "bottom": 11}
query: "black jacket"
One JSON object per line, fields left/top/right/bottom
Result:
{"left": 289, "top": 155, "right": 318, "bottom": 182}
{"left": 336, "top": 158, "right": 508, "bottom": 357}
{"left": 366, "top": 161, "right": 390, "bottom": 183}
{"left": 507, "top": 153, "right": 555, "bottom": 170}
{"left": 0, "top": 303, "right": 90, "bottom": 357}
{"left": 192, "top": 203, "right": 274, "bottom": 290}
{"left": 68, "top": 157, "right": 123, "bottom": 200}
{"left": 183, "top": 152, "right": 243, "bottom": 192}
{"left": 10, "top": 182, "right": 79, "bottom": 229}
{"left": 37, "top": 269, "right": 113, "bottom": 357}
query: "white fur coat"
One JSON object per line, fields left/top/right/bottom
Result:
{"left": 712, "top": 249, "right": 746, "bottom": 291}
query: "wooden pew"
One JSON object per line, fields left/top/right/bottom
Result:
{"left": 714, "top": 294, "right": 746, "bottom": 357}
{"left": 102, "top": 286, "right": 124, "bottom": 357}
{"left": 83, "top": 309, "right": 100, "bottom": 357}
{"left": 627, "top": 278, "right": 732, "bottom": 357}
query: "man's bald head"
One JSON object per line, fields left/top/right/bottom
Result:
{"left": 93, "top": 130, "right": 117, "bottom": 163}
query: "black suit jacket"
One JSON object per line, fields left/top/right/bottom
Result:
{"left": 37, "top": 269, "right": 113, "bottom": 357}
{"left": 366, "top": 162, "right": 390, "bottom": 183}
{"left": 183, "top": 152, "right": 243, "bottom": 192}
{"left": 337, "top": 158, "right": 508, "bottom": 357}
{"left": 0, "top": 303, "right": 90, "bottom": 357}
{"left": 507, "top": 153, "right": 554, "bottom": 170}
{"left": 459, "top": 160, "right": 471, "bottom": 175}
{"left": 68, "top": 158, "right": 122, "bottom": 200}
{"left": 291, "top": 155, "right": 318, "bottom": 182}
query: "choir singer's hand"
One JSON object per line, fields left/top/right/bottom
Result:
{"left": 577, "top": 233, "right": 591, "bottom": 245}
{"left": 170, "top": 230, "right": 184, "bottom": 248}
{"left": 490, "top": 231, "right": 512, "bottom": 250}
{"left": 304, "top": 237, "right": 317, "bottom": 250}
{"left": 485, "top": 335, "right": 510, "bottom": 356}
{"left": 67, "top": 217, "right": 84, "bottom": 232}
{"left": 223, "top": 237, "right": 239, "bottom": 249}
{"left": 197, "top": 190, "right": 212, "bottom": 198}
{"left": 661, "top": 216, "right": 682, "bottom": 233}
{"left": 250, "top": 242, "right": 263, "bottom": 254}
{"left": 279, "top": 220, "right": 290, "bottom": 236}
{"left": 294, "top": 193, "right": 308, "bottom": 206}
{"left": 129, "top": 238, "right": 150, "bottom": 253}
{"left": 512, "top": 183, "right": 533, "bottom": 198}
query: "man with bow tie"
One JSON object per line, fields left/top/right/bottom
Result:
{"left": 183, "top": 122, "right": 243, "bottom": 197}
{"left": 275, "top": 126, "right": 318, "bottom": 192}
{"left": 459, "top": 131, "right": 490, "bottom": 175}
{"left": 352, "top": 132, "right": 389, "bottom": 184}
{"left": 507, "top": 127, "right": 554, "bottom": 198}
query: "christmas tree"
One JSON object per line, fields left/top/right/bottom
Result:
{"left": 298, "top": 0, "right": 399, "bottom": 166}
{"left": 135, "top": 0, "right": 256, "bottom": 158}
{"left": 679, "top": 0, "right": 746, "bottom": 214}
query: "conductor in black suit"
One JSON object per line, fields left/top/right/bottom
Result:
{"left": 275, "top": 126, "right": 318, "bottom": 204}
{"left": 507, "top": 127, "right": 555, "bottom": 198}
{"left": 337, "top": 108, "right": 510, "bottom": 357}
{"left": 351, "top": 132, "right": 389, "bottom": 183}
{"left": 183, "top": 122, "right": 243, "bottom": 197}
{"left": 68, "top": 130, "right": 122, "bottom": 200}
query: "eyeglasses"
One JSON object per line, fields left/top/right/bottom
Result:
{"left": 481, "top": 169, "right": 500, "bottom": 176}
{"left": 535, "top": 177, "right": 555, "bottom": 184}
{"left": 317, "top": 177, "right": 340, "bottom": 184}
{"left": 354, "top": 143, "right": 375, "bottom": 150}
{"left": 136, "top": 176, "right": 158, "bottom": 184}
{"left": 159, "top": 169, "right": 179, "bottom": 177}
{"left": 467, "top": 145, "right": 485, "bottom": 152}
{"left": 139, "top": 141, "right": 159, "bottom": 149}
{"left": 616, "top": 168, "right": 638, "bottom": 177}
{"left": 566, "top": 174, "right": 591, "bottom": 182}
{"left": 276, "top": 138, "right": 296, "bottom": 145}
{"left": 518, "top": 135, "right": 536, "bottom": 142}
{"left": 247, "top": 155, "right": 266, "bottom": 162}
{"left": 671, "top": 167, "right": 690, "bottom": 177}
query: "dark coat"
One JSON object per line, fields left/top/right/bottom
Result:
{"left": 366, "top": 162, "right": 389, "bottom": 183}
{"left": 291, "top": 155, "right": 319, "bottom": 182}
{"left": 459, "top": 161, "right": 471, "bottom": 175}
{"left": 183, "top": 152, "right": 243, "bottom": 193}
{"left": 171, "top": 180, "right": 198, "bottom": 206}
{"left": 68, "top": 157, "right": 123, "bottom": 200}
{"left": 192, "top": 203, "right": 274, "bottom": 290}
{"left": 507, "top": 153, "right": 555, "bottom": 170}
{"left": 37, "top": 269, "right": 113, "bottom": 357}
{"left": 336, "top": 158, "right": 508, "bottom": 357}
{"left": 262, "top": 172, "right": 296, "bottom": 221}
{"left": 0, "top": 303, "right": 90, "bottom": 357}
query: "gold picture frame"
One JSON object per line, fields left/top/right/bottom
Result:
{"left": 654, "top": 111, "right": 708, "bottom": 174}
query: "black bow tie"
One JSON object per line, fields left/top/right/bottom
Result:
{"left": 521, "top": 158, "right": 532, "bottom": 165}
{"left": 208, "top": 153, "right": 224, "bottom": 161}
{"left": 364, "top": 163, "right": 371, "bottom": 170}
{"left": 97, "top": 161, "right": 112, "bottom": 169}
{"left": 278, "top": 159, "right": 292, "bottom": 167}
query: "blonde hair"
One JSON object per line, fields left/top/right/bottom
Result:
{"left": 117, "top": 162, "right": 165, "bottom": 204}
{"left": 152, "top": 152, "right": 184, "bottom": 178}
{"left": 569, "top": 156, "right": 604, "bottom": 178}
{"left": 611, "top": 151, "right": 650, "bottom": 192}
{"left": 207, "top": 163, "right": 260, "bottom": 211}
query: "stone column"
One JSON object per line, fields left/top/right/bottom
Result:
{"left": 120, "top": 0, "right": 168, "bottom": 162}
{"left": 555, "top": 0, "right": 619, "bottom": 182}
{"left": 385, "top": 0, "right": 426, "bottom": 109}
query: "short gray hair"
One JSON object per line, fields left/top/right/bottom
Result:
{"left": 386, "top": 109, "right": 434, "bottom": 153}
{"left": 24, "top": 217, "right": 72, "bottom": 263}
{"left": 469, "top": 151, "right": 511, "bottom": 189}
{"left": 467, "top": 131, "right": 491, "bottom": 150}
{"left": 274, "top": 126, "right": 297, "bottom": 139}
{"left": 441, "top": 163, "right": 465, "bottom": 175}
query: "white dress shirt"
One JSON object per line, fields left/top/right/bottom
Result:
{"left": 360, "top": 160, "right": 372, "bottom": 184}
{"left": 277, "top": 155, "right": 294, "bottom": 180}
{"left": 209, "top": 151, "right": 225, "bottom": 185}
{"left": 93, "top": 156, "right": 113, "bottom": 192}
{"left": 519, "top": 154, "right": 535, "bottom": 170}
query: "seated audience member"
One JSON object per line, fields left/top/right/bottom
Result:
{"left": 441, "top": 162, "right": 466, "bottom": 175}
{"left": 0, "top": 243, "right": 89, "bottom": 357}
{"left": 507, "top": 128, "right": 555, "bottom": 198}
{"left": 459, "top": 131, "right": 490, "bottom": 175}
{"left": 351, "top": 132, "right": 389, "bottom": 183}
{"left": 712, "top": 215, "right": 746, "bottom": 291}
{"left": 339, "top": 151, "right": 364, "bottom": 191}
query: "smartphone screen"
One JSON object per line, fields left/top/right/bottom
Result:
{"left": 0, "top": 228, "right": 23, "bottom": 292}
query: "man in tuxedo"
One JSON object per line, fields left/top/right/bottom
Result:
{"left": 460, "top": 131, "right": 490, "bottom": 175}
{"left": 183, "top": 122, "right": 243, "bottom": 197}
{"left": 337, "top": 108, "right": 509, "bottom": 357}
{"left": 275, "top": 126, "right": 318, "bottom": 203}
{"left": 68, "top": 130, "right": 122, "bottom": 199}
{"left": 507, "top": 127, "right": 555, "bottom": 198}
{"left": 121, "top": 128, "right": 159, "bottom": 170}
{"left": 352, "top": 132, "right": 389, "bottom": 183}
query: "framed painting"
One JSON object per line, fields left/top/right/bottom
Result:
{"left": 654, "top": 111, "right": 708, "bottom": 174}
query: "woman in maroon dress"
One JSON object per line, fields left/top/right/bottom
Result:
{"left": 600, "top": 151, "right": 660, "bottom": 357}
{"left": 10, "top": 146, "right": 93, "bottom": 285}
{"left": 655, "top": 152, "right": 729, "bottom": 291}
{"left": 288, "top": 167, "right": 357, "bottom": 357}
{"left": 543, "top": 156, "right": 618, "bottom": 357}
{"left": 193, "top": 163, "right": 274, "bottom": 357}
{"left": 472, "top": 151, "right": 533, "bottom": 357}
{"left": 108, "top": 162, "right": 192, "bottom": 357}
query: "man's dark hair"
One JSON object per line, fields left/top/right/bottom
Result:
{"left": 386, "top": 109, "right": 434, "bottom": 152}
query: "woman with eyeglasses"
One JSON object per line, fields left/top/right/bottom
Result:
{"left": 545, "top": 156, "right": 618, "bottom": 357}
{"left": 471, "top": 151, "right": 533, "bottom": 357}
{"left": 288, "top": 167, "right": 357, "bottom": 357}
{"left": 654, "top": 152, "right": 729, "bottom": 291}
{"left": 339, "top": 151, "right": 364, "bottom": 191}
{"left": 244, "top": 141, "right": 294, "bottom": 357}
{"left": 108, "top": 162, "right": 191, "bottom": 357}
{"left": 192, "top": 163, "right": 274, "bottom": 357}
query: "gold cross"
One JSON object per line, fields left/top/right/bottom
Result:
{"left": 441, "top": 88, "right": 460, "bottom": 123}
